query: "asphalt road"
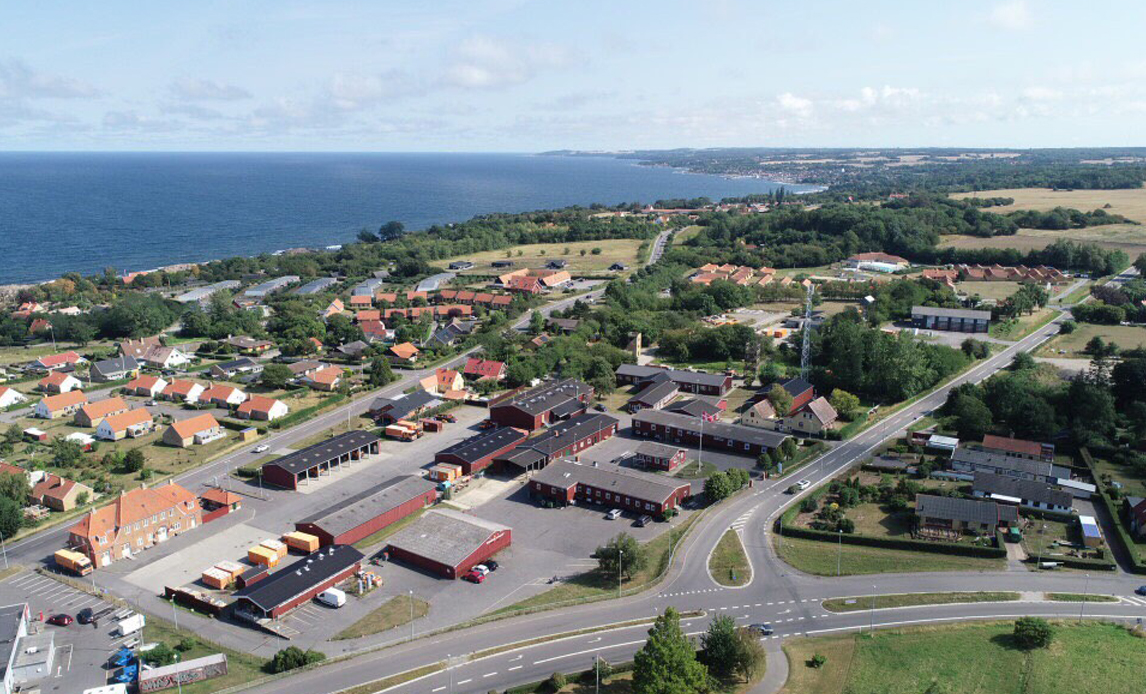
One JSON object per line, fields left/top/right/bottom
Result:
{"left": 234, "top": 290, "right": 1146, "bottom": 694}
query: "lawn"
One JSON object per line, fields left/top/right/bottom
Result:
{"left": 441, "top": 238, "right": 644, "bottom": 276}
{"left": 491, "top": 514, "right": 698, "bottom": 615}
{"left": 1047, "top": 592, "right": 1118, "bottom": 603}
{"left": 1038, "top": 323, "right": 1146, "bottom": 357}
{"left": 709, "top": 529, "right": 751, "bottom": 587}
{"left": 782, "top": 621, "right": 1146, "bottom": 694}
{"left": 334, "top": 594, "right": 430, "bottom": 640}
{"left": 139, "top": 613, "right": 266, "bottom": 694}
{"left": 940, "top": 230, "right": 1146, "bottom": 260}
{"left": 1020, "top": 517, "right": 1077, "bottom": 562}
{"left": 989, "top": 308, "right": 1055, "bottom": 341}
{"left": 955, "top": 280, "right": 1023, "bottom": 302}
{"left": 821, "top": 591, "right": 1018, "bottom": 612}
{"left": 774, "top": 535, "right": 1006, "bottom": 576}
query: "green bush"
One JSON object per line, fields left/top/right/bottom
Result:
{"left": 1013, "top": 617, "right": 1054, "bottom": 649}
{"left": 265, "top": 646, "right": 326, "bottom": 674}
{"left": 549, "top": 671, "right": 567, "bottom": 690}
{"left": 810, "top": 653, "right": 827, "bottom": 668}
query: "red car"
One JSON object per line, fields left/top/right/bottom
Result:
{"left": 462, "top": 570, "right": 485, "bottom": 584}
{"left": 47, "top": 614, "right": 73, "bottom": 627}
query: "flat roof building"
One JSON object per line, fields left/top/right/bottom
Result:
{"left": 295, "top": 476, "right": 437, "bottom": 547}
{"left": 911, "top": 306, "right": 992, "bottom": 333}
{"left": 261, "top": 430, "right": 381, "bottom": 490}
{"left": 386, "top": 509, "right": 511, "bottom": 579}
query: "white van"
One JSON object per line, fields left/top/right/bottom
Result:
{"left": 316, "top": 587, "right": 347, "bottom": 608}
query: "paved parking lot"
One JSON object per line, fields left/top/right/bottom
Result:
{"left": 0, "top": 569, "right": 125, "bottom": 693}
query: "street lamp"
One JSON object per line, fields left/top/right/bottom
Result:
{"left": 170, "top": 597, "right": 179, "bottom": 632}
{"left": 408, "top": 589, "right": 414, "bottom": 642}
{"left": 869, "top": 584, "right": 876, "bottom": 634}
{"left": 0, "top": 532, "right": 8, "bottom": 570}
{"left": 617, "top": 549, "right": 624, "bottom": 598}
{"left": 836, "top": 529, "right": 843, "bottom": 577}
{"left": 173, "top": 653, "right": 183, "bottom": 694}
{"left": 1080, "top": 573, "right": 1090, "bottom": 623}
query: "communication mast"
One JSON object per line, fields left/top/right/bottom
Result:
{"left": 800, "top": 281, "right": 815, "bottom": 379}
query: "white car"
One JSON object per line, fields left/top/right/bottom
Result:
{"left": 472, "top": 564, "right": 491, "bottom": 576}
{"left": 254, "top": 444, "right": 269, "bottom": 453}
{"left": 606, "top": 509, "right": 623, "bottom": 520}
{"left": 795, "top": 480, "right": 811, "bottom": 491}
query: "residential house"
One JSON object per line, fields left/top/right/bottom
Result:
{"left": 427, "top": 320, "right": 476, "bottom": 349}
{"left": 387, "top": 342, "right": 420, "bottom": 364}
{"left": 31, "top": 474, "right": 92, "bottom": 512}
{"left": 322, "top": 298, "right": 346, "bottom": 319}
{"left": 67, "top": 482, "right": 202, "bottom": 567}
{"left": 225, "top": 336, "right": 275, "bottom": 355}
{"left": 29, "top": 351, "right": 83, "bottom": 373}
{"left": 89, "top": 356, "right": 140, "bottom": 383}
{"left": 124, "top": 374, "right": 167, "bottom": 398}
{"left": 336, "top": 340, "right": 369, "bottom": 360}
{"left": 419, "top": 369, "right": 466, "bottom": 399}
{"left": 303, "top": 366, "right": 343, "bottom": 392}
{"left": 34, "top": 391, "right": 88, "bottom": 419}
{"left": 448, "top": 260, "right": 474, "bottom": 271}
{"left": 349, "top": 294, "right": 374, "bottom": 309}
{"left": 547, "top": 318, "right": 582, "bottom": 334}
{"left": 161, "top": 379, "right": 205, "bottom": 404}
{"left": 119, "top": 337, "right": 191, "bottom": 369}
{"left": 96, "top": 408, "right": 154, "bottom": 441}
{"left": 505, "top": 275, "right": 543, "bottom": 294}
{"left": 74, "top": 397, "right": 129, "bottom": 428}
{"left": 783, "top": 396, "right": 839, "bottom": 436}
{"left": 972, "top": 472, "right": 1073, "bottom": 513}
{"left": 38, "top": 372, "right": 82, "bottom": 394}
{"left": 209, "top": 357, "right": 263, "bottom": 380}
{"left": 0, "top": 386, "right": 28, "bottom": 409}
{"left": 1122, "top": 497, "right": 1146, "bottom": 539}
{"left": 463, "top": 358, "right": 506, "bottom": 382}
{"left": 201, "top": 385, "right": 247, "bottom": 407}
{"left": 162, "top": 413, "right": 224, "bottom": 448}
{"left": 236, "top": 395, "right": 290, "bottom": 421}
{"left": 980, "top": 435, "right": 1055, "bottom": 463}
{"left": 528, "top": 333, "right": 552, "bottom": 350}
{"left": 28, "top": 317, "right": 50, "bottom": 334}
{"left": 915, "top": 493, "right": 1018, "bottom": 533}
{"left": 545, "top": 259, "right": 568, "bottom": 270}
{"left": 285, "top": 360, "right": 327, "bottom": 380}
{"left": 355, "top": 309, "right": 382, "bottom": 323}
{"left": 360, "top": 320, "right": 390, "bottom": 343}
{"left": 949, "top": 447, "right": 1070, "bottom": 484}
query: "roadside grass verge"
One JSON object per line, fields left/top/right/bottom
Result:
{"left": 490, "top": 513, "right": 700, "bottom": 615}
{"left": 709, "top": 529, "right": 751, "bottom": 587}
{"left": 1047, "top": 592, "right": 1119, "bottom": 603}
{"left": 138, "top": 614, "right": 265, "bottom": 694}
{"left": 782, "top": 621, "right": 1146, "bottom": 694}
{"left": 334, "top": 594, "right": 431, "bottom": 641}
{"left": 821, "top": 591, "right": 1019, "bottom": 612}
{"left": 339, "top": 663, "right": 444, "bottom": 694}
{"left": 774, "top": 535, "right": 1006, "bottom": 576}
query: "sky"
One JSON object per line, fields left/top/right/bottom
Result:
{"left": 1, "top": 0, "right": 1144, "bottom": 151}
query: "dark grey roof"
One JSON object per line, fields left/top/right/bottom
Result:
{"left": 633, "top": 409, "right": 790, "bottom": 449}
{"left": 549, "top": 398, "right": 586, "bottom": 419}
{"left": 294, "top": 277, "right": 338, "bottom": 295}
{"left": 615, "top": 364, "right": 728, "bottom": 388}
{"left": 92, "top": 355, "right": 139, "bottom": 378}
{"left": 337, "top": 340, "right": 369, "bottom": 356}
{"left": 370, "top": 389, "right": 439, "bottom": 420}
{"left": 782, "top": 377, "right": 813, "bottom": 397}
{"left": 635, "top": 441, "right": 684, "bottom": 460}
{"left": 437, "top": 427, "right": 528, "bottom": 464}
{"left": 233, "top": 545, "right": 363, "bottom": 611}
{"left": 951, "top": 448, "right": 1071, "bottom": 479}
{"left": 916, "top": 493, "right": 1018, "bottom": 525}
{"left": 213, "top": 357, "right": 261, "bottom": 373}
{"left": 519, "top": 413, "right": 618, "bottom": 457}
{"left": 911, "top": 306, "right": 992, "bottom": 320}
{"left": 264, "top": 430, "right": 381, "bottom": 475}
{"left": 664, "top": 398, "right": 722, "bottom": 418}
{"left": 0, "top": 603, "right": 26, "bottom": 683}
{"left": 972, "top": 472, "right": 1073, "bottom": 508}
{"left": 300, "top": 476, "right": 437, "bottom": 537}
{"left": 548, "top": 318, "right": 582, "bottom": 332}
{"left": 386, "top": 509, "right": 510, "bottom": 569}
{"left": 531, "top": 460, "right": 690, "bottom": 505}
{"left": 496, "top": 447, "right": 547, "bottom": 469}
{"left": 492, "top": 378, "right": 591, "bottom": 416}
{"left": 627, "top": 380, "right": 679, "bottom": 407}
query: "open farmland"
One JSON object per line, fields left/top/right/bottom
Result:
{"left": 442, "top": 238, "right": 644, "bottom": 275}
{"left": 1037, "top": 323, "right": 1146, "bottom": 357}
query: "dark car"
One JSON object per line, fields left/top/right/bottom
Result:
{"left": 1136, "top": 586, "right": 1146, "bottom": 596}
{"left": 485, "top": 560, "right": 499, "bottom": 572}
{"left": 594, "top": 403, "right": 608, "bottom": 412}
{"left": 748, "top": 623, "right": 774, "bottom": 636}
{"left": 436, "top": 413, "right": 457, "bottom": 423}
{"left": 76, "top": 607, "right": 95, "bottom": 624}
{"left": 47, "top": 614, "right": 73, "bottom": 627}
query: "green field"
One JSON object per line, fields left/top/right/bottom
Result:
{"left": 955, "top": 280, "right": 1023, "bottom": 302}
{"left": 782, "top": 622, "right": 1146, "bottom": 694}
{"left": 774, "top": 535, "right": 1005, "bottom": 576}
{"left": 822, "top": 591, "right": 1018, "bottom": 612}
{"left": 1038, "top": 323, "right": 1146, "bottom": 357}
{"left": 709, "top": 529, "right": 751, "bottom": 586}
{"left": 334, "top": 594, "right": 430, "bottom": 640}
{"left": 441, "top": 238, "right": 644, "bottom": 276}
{"left": 989, "top": 308, "right": 1055, "bottom": 341}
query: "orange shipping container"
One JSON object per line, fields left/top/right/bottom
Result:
{"left": 260, "top": 538, "right": 288, "bottom": 559}
{"left": 283, "top": 531, "right": 320, "bottom": 553}
{"left": 201, "top": 567, "right": 231, "bottom": 589}
{"left": 248, "top": 545, "right": 279, "bottom": 567}
{"left": 214, "top": 560, "right": 246, "bottom": 580}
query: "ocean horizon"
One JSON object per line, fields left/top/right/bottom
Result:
{"left": 0, "top": 152, "right": 804, "bottom": 284}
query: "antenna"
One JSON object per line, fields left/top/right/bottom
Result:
{"left": 800, "top": 282, "right": 815, "bottom": 380}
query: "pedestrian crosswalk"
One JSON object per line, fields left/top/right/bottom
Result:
{"left": 1120, "top": 595, "right": 1146, "bottom": 607}
{"left": 730, "top": 509, "right": 755, "bottom": 536}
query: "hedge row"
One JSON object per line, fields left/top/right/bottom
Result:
{"left": 776, "top": 519, "right": 1007, "bottom": 559}
{"left": 1079, "top": 447, "right": 1146, "bottom": 574}
{"left": 269, "top": 393, "right": 347, "bottom": 430}
{"left": 1025, "top": 555, "right": 1117, "bottom": 571}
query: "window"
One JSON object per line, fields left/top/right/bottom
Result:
{"left": 744, "top": 443, "right": 751, "bottom": 451}
{"left": 605, "top": 493, "right": 611, "bottom": 500}
{"left": 173, "top": 522, "right": 180, "bottom": 530}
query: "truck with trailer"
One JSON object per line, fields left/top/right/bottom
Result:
{"left": 54, "top": 548, "right": 94, "bottom": 576}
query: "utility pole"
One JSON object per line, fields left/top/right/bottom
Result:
{"left": 1080, "top": 573, "right": 1090, "bottom": 622}
{"left": 836, "top": 529, "right": 842, "bottom": 577}
{"left": 869, "top": 585, "right": 876, "bottom": 634}
{"left": 0, "top": 532, "right": 7, "bottom": 570}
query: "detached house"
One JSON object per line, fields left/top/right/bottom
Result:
{"left": 30, "top": 351, "right": 83, "bottom": 373}
{"left": 463, "top": 358, "right": 506, "bottom": 382}
{"left": 302, "top": 366, "right": 342, "bottom": 391}
{"left": 387, "top": 342, "right": 420, "bottom": 364}
{"left": 0, "top": 386, "right": 28, "bottom": 409}
{"left": 161, "top": 379, "right": 205, "bottom": 404}
{"left": 74, "top": 397, "right": 129, "bottom": 428}
{"left": 201, "top": 384, "right": 247, "bottom": 407}
{"left": 96, "top": 408, "right": 154, "bottom": 441}
{"left": 67, "top": 482, "right": 202, "bottom": 568}
{"left": 236, "top": 395, "right": 290, "bottom": 421}
{"left": 124, "top": 374, "right": 167, "bottom": 398}
{"left": 419, "top": 368, "right": 466, "bottom": 399}
{"left": 35, "top": 390, "right": 88, "bottom": 419}
{"left": 31, "top": 474, "right": 92, "bottom": 512}
{"left": 38, "top": 371, "right": 82, "bottom": 394}
{"left": 90, "top": 356, "right": 140, "bottom": 383}
{"left": 163, "top": 413, "right": 224, "bottom": 447}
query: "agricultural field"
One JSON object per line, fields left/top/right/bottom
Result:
{"left": 954, "top": 280, "right": 1023, "bottom": 302}
{"left": 1037, "top": 323, "right": 1146, "bottom": 357}
{"left": 441, "top": 238, "right": 644, "bottom": 275}
{"left": 782, "top": 621, "right": 1146, "bottom": 694}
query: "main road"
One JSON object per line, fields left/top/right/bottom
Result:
{"left": 239, "top": 286, "right": 1146, "bottom": 694}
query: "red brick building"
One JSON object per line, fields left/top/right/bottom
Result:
{"left": 385, "top": 509, "right": 511, "bottom": 579}
{"left": 530, "top": 460, "right": 692, "bottom": 516}
{"left": 488, "top": 378, "right": 593, "bottom": 431}
{"left": 434, "top": 427, "right": 528, "bottom": 475}
{"left": 295, "top": 476, "right": 438, "bottom": 546}
{"left": 232, "top": 545, "right": 364, "bottom": 619}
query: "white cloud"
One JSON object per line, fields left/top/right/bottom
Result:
{"left": 442, "top": 36, "right": 577, "bottom": 89}
{"left": 0, "top": 58, "right": 98, "bottom": 99}
{"left": 776, "top": 92, "right": 813, "bottom": 117}
{"left": 170, "top": 77, "right": 251, "bottom": 101}
{"left": 1021, "top": 86, "right": 1063, "bottom": 101}
{"left": 327, "top": 70, "right": 422, "bottom": 110}
{"left": 989, "top": 0, "right": 1032, "bottom": 31}
{"left": 102, "top": 110, "right": 179, "bottom": 132}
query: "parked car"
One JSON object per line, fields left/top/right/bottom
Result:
{"left": 76, "top": 607, "right": 94, "bottom": 624}
{"left": 47, "top": 614, "right": 73, "bottom": 627}
{"left": 594, "top": 403, "right": 608, "bottom": 412}
{"left": 316, "top": 588, "right": 347, "bottom": 608}
{"left": 606, "top": 509, "right": 623, "bottom": 520}
{"left": 144, "top": 399, "right": 156, "bottom": 406}
{"left": 472, "top": 565, "right": 491, "bottom": 576}
{"left": 435, "top": 413, "right": 457, "bottom": 423}
{"left": 636, "top": 514, "right": 654, "bottom": 527}
{"left": 462, "top": 570, "right": 485, "bottom": 584}
{"left": 483, "top": 560, "right": 499, "bottom": 572}
{"left": 254, "top": 444, "right": 269, "bottom": 453}
{"left": 748, "top": 623, "right": 774, "bottom": 636}
{"left": 1136, "top": 585, "right": 1146, "bottom": 596}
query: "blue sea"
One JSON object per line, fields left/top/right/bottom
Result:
{"left": 0, "top": 152, "right": 801, "bottom": 284}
